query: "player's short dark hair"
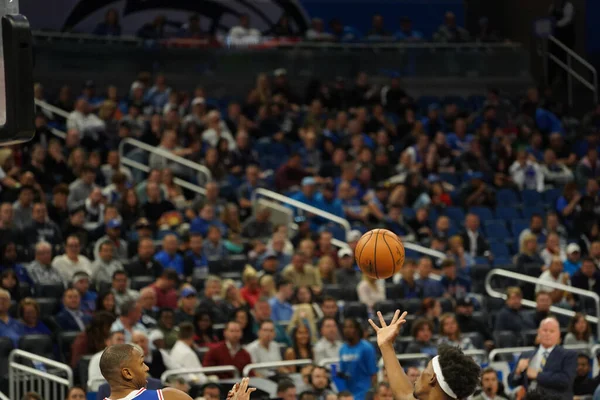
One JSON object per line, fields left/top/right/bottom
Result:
{"left": 277, "top": 379, "right": 296, "bottom": 393}
{"left": 99, "top": 343, "right": 136, "bottom": 381}
{"left": 437, "top": 344, "right": 481, "bottom": 400}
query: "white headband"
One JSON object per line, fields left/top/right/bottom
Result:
{"left": 432, "top": 356, "right": 458, "bottom": 399}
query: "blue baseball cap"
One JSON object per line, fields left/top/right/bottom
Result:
{"left": 107, "top": 219, "right": 122, "bottom": 229}
{"left": 180, "top": 287, "right": 197, "bottom": 298}
{"left": 302, "top": 177, "right": 316, "bottom": 186}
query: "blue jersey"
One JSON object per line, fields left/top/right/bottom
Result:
{"left": 105, "top": 388, "right": 164, "bottom": 400}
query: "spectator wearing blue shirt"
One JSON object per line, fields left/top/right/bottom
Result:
{"left": 0, "top": 241, "right": 32, "bottom": 285}
{"left": 421, "top": 104, "right": 444, "bottom": 137}
{"left": 269, "top": 279, "right": 294, "bottom": 323}
{"left": 291, "top": 177, "right": 325, "bottom": 218}
{"left": 154, "top": 234, "right": 184, "bottom": 277}
{"left": 446, "top": 118, "right": 473, "bottom": 155}
{"left": 19, "top": 298, "right": 52, "bottom": 335}
{"left": 190, "top": 205, "right": 228, "bottom": 238}
{"left": 144, "top": 74, "right": 172, "bottom": 113}
{"left": 555, "top": 182, "right": 581, "bottom": 231}
{"left": 564, "top": 243, "right": 583, "bottom": 276}
{"left": 440, "top": 259, "right": 471, "bottom": 299}
{"left": 316, "top": 183, "right": 345, "bottom": 220}
{"left": 204, "top": 226, "right": 228, "bottom": 260}
{"left": 394, "top": 17, "right": 423, "bottom": 41}
{"left": 339, "top": 318, "right": 378, "bottom": 400}
{"left": 416, "top": 257, "right": 446, "bottom": 298}
{"left": 392, "top": 259, "right": 422, "bottom": 299}
{"left": 184, "top": 233, "right": 208, "bottom": 280}
{"left": 0, "top": 288, "right": 22, "bottom": 346}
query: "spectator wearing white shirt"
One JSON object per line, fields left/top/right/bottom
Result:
{"left": 87, "top": 330, "right": 125, "bottom": 391}
{"left": 52, "top": 235, "right": 92, "bottom": 286}
{"left": 541, "top": 149, "right": 573, "bottom": 188}
{"left": 201, "top": 110, "right": 236, "bottom": 150}
{"left": 509, "top": 150, "right": 545, "bottom": 192}
{"left": 540, "top": 233, "right": 567, "bottom": 267}
{"left": 228, "top": 14, "right": 261, "bottom": 42}
{"left": 536, "top": 257, "right": 572, "bottom": 306}
{"left": 66, "top": 99, "right": 105, "bottom": 142}
{"left": 110, "top": 300, "right": 147, "bottom": 343}
{"left": 111, "top": 270, "right": 139, "bottom": 314}
{"left": 132, "top": 330, "right": 180, "bottom": 381}
{"left": 313, "top": 317, "right": 342, "bottom": 364}
{"left": 170, "top": 322, "right": 208, "bottom": 384}
{"left": 305, "top": 19, "right": 333, "bottom": 41}
{"left": 245, "top": 320, "right": 283, "bottom": 377}
{"left": 100, "top": 150, "right": 133, "bottom": 185}
{"left": 356, "top": 275, "right": 385, "bottom": 312}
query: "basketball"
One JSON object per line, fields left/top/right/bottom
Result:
{"left": 355, "top": 229, "right": 405, "bottom": 279}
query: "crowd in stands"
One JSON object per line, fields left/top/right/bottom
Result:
{"left": 87, "top": 9, "right": 501, "bottom": 45}
{"left": 0, "top": 61, "right": 600, "bottom": 400}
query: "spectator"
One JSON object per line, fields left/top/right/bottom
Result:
{"left": 26, "top": 241, "right": 64, "bottom": 287}
{"left": 96, "top": 291, "right": 116, "bottom": 315}
{"left": 454, "top": 298, "right": 493, "bottom": 347}
{"left": 394, "top": 17, "right": 423, "bottom": 41}
{"left": 182, "top": 233, "right": 208, "bottom": 280}
{"left": 556, "top": 182, "right": 581, "bottom": 231}
{"left": 55, "top": 288, "right": 92, "bottom": 332}
{"left": 459, "top": 172, "right": 496, "bottom": 208}
{"left": 52, "top": 236, "right": 92, "bottom": 285}
{"left": 145, "top": 74, "right": 172, "bottom": 112}
{"left": 156, "top": 308, "right": 178, "bottom": 349}
{"left": 571, "top": 257, "right": 600, "bottom": 296}
{"left": 515, "top": 233, "right": 546, "bottom": 273}
{"left": 314, "top": 316, "right": 342, "bottom": 364}
{"left": 510, "top": 150, "right": 545, "bottom": 192}
{"left": 306, "top": 18, "right": 333, "bottom": 41}
{"left": 509, "top": 318, "right": 576, "bottom": 400}
{"left": 142, "top": 182, "right": 175, "bottom": 226}
{"left": 240, "top": 267, "right": 260, "bottom": 308}
{"left": 283, "top": 251, "right": 322, "bottom": 293}
{"left": 203, "top": 225, "right": 228, "bottom": 259}
{"left": 110, "top": 299, "right": 147, "bottom": 342}
{"left": 405, "top": 318, "right": 437, "bottom": 355}
{"left": 573, "top": 353, "right": 596, "bottom": 396}
{"left": 519, "top": 214, "right": 546, "bottom": 245}
{"left": 175, "top": 287, "right": 198, "bottom": 325}
{"left": 541, "top": 149, "right": 573, "bottom": 188}
{"left": 460, "top": 214, "right": 490, "bottom": 258}
{"left": 473, "top": 367, "right": 508, "bottom": 400}
{"left": 87, "top": 330, "right": 125, "bottom": 391}
{"left": 275, "top": 153, "right": 309, "bottom": 192}
{"left": 357, "top": 274, "right": 386, "bottom": 312}
{"left": 169, "top": 322, "right": 208, "bottom": 384}
{"left": 69, "top": 311, "right": 115, "bottom": 368}
{"left": 535, "top": 257, "right": 572, "bottom": 305}
{"left": 91, "top": 241, "right": 125, "bottom": 291}
{"left": 241, "top": 206, "right": 273, "bottom": 239}
{"left": 416, "top": 257, "right": 445, "bottom": 298}
{"left": 575, "top": 148, "right": 600, "bottom": 186}
{"left": 308, "top": 366, "right": 336, "bottom": 399}
{"left": 138, "top": 287, "right": 158, "bottom": 328}
{"left": 111, "top": 271, "right": 139, "bottom": 314}
{"left": 563, "top": 243, "right": 582, "bottom": 276}
{"left": 150, "top": 269, "right": 179, "bottom": 309}
{"left": 563, "top": 313, "right": 594, "bottom": 346}
{"left": 446, "top": 235, "right": 475, "bottom": 273}
{"left": 269, "top": 279, "right": 294, "bottom": 323}
{"left": 527, "top": 291, "right": 553, "bottom": 328}
{"left": 192, "top": 310, "right": 218, "bottom": 347}
{"left": 93, "top": 219, "right": 129, "bottom": 263}
{"left": 66, "top": 99, "right": 105, "bottom": 143}
{"left": 12, "top": 186, "right": 35, "bottom": 230}
{"left": 132, "top": 329, "right": 179, "bottom": 381}
{"left": 154, "top": 234, "right": 184, "bottom": 277}
{"left": 202, "top": 320, "right": 252, "bottom": 378}
{"left": 245, "top": 319, "right": 283, "bottom": 377}
{"left": 66, "top": 387, "right": 86, "bottom": 400}
{"left": 335, "top": 248, "right": 361, "bottom": 288}
{"left": 72, "top": 272, "right": 97, "bottom": 315}
{"left": 392, "top": 259, "right": 421, "bottom": 298}
{"left": 495, "top": 287, "right": 535, "bottom": 333}
{"left": 339, "top": 318, "right": 378, "bottom": 400}
{"left": 440, "top": 258, "right": 471, "bottom": 298}
{"left": 0, "top": 288, "right": 21, "bottom": 345}
{"left": 126, "top": 238, "right": 163, "bottom": 279}
{"left": 438, "top": 313, "right": 475, "bottom": 350}
{"left": 277, "top": 381, "right": 297, "bottom": 400}
{"left": 22, "top": 201, "right": 63, "bottom": 251}
{"left": 252, "top": 297, "right": 291, "bottom": 346}
{"left": 47, "top": 185, "right": 70, "bottom": 224}
{"left": 228, "top": 14, "right": 261, "bottom": 42}
{"left": 0, "top": 242, "right": 31, "bottom": 285}
{"left": 540, "top": 233, "right": 567, "bottom": 267}
{"left": 433, "top": 11, "right": 469, "bottom": 41}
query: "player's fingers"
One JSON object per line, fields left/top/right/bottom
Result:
{"left": 239, "top": 378, "right": 248, "bottom": 393}
{"left": 399, "top": 311, "right": 408, "bottom": 323}
{"left": 368, "top": 318, "right": 379, "bottom": 331}
{"left": 247, "top": 388, "right": 257, "bottom": 394}
{"left": 390, "top": 309, "right": 400, "bottom": 324}
{"left": 377, "top": 311, "right": 387, "bottom": 328}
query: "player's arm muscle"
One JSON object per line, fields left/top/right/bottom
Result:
{"left": 380, "top": 342, "right": 417, "bottom": 400}
{"left": 162, "top": 387, "right": 194, "bottom": 400}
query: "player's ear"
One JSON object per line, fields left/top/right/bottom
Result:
{"left": 122, "top": 367, "right": 133, "bottom": 381}
{"left": 429, "top": 371, "right": 437, "bottom": 387}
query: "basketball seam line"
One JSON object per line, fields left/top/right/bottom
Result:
{"left": 373, "top": 230, "right": 379, "bottom": 279}
{"left": 382, "top": 231, "right": 396, "bottom": 277}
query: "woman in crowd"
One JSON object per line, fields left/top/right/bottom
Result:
{"left": 356, "top": 274, "right": 386, "bottom": 312}
{"left": 317, "top": 255, "right": 336, "bottom": 285}
{"left": 233, "top": 307, "right": 256, "bottom": 345}
{"left": 437, "top": 313, "right": 476, "bottom": 350}
{"left": 405, "top": 318, "right": 437, "bottom": 356}
{"left": 240, "top": 267, "right": 260, "bottom": 308}
{"left": 221, "top": 279, "right": 246, "bottom": 317}
{"left": 563, "top": 313, "right": 595, "bottom": 346}
{"left": 446, "top": 235, "right": 474, "bottom": 273}
{"left": 118, "top": 189, "right": 142, "bottom": 232}
{"left": 95, "top": 291, "right": 116, "bottom": 315}
{"left": 193, "top": 310, "right": 218, "bottom": 347}
{"left": 259, "top": 274, "right": 276, "bottom": 298}
{"left": 19, "top": 297, "right": 52, "bottom": 335}
{"left": 284, "top": 324, "right": 314, "bottom": 372}
{"left": 515, "top": 232, "right": 545, "bottom": 272}
{"left": 1, "top": 269, "right": 22, "bottom": 302}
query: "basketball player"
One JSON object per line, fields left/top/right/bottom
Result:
{"left": 369, "top": 310, "right": 480, "bottom": 400}
{"left": 99, "top": 343, "right": 256, "bottom": 400}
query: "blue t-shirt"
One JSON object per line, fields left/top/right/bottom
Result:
{"left": 418, "top": 277, "right": 446, "bottom": 298}
{"left": 154, "top": 251, "right": 184, "bottom": 276}
{"left": 269, "top": 297, "right": 294, "bottom": 322}
{"left": 440, "top": 275, "right": 472, "bottom": 298}
{"left": 339, "top": 340, "right": 378, "bottom": 400}
{"left": 0, "top": 317, "right": 22, "bottom": 346}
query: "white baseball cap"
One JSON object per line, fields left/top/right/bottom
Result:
{"left": 566, "top": 243, "right": 581, "bottom": 254}
{"left": 338, "top": 248, "right": 353, "bottom": 258}
{"left": 346, "top": 230, "right": 362, "bottom": 242}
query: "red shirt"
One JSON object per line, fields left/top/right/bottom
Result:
{"left": 240, "top": 286, "right": 260, "bottom": 308}
{"left": 202, "top": 341, "right": 252, "bottom": 378}
{"left": 150, "top": 283, "right": 178, "bottom": 309}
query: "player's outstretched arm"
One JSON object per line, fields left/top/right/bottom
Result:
{"left": 369, "top": 310, "right": 416, "bottom": 400}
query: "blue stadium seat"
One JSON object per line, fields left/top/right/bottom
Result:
{"left": 495, "top": 206, "right": 521, "bottom": 220}
{"left": 417, "top": 96, "right": 441, "bottom": 111}
{"left": 439, "top": 172, "right": 461, "bottom": 187}
{"left": 402, "top": 207, "right": 416, "bottom": 220}
{"left": 493, "top": 256, "right": 512, "bottom": 266}
{"left": 521, "top": 190, "right": 542, "bottom": 207}
{"left": 490, "top": 242, "right": 510, "bottom": 257}
{"left": 444, "top": 207, "right": 465, "bottom": 225}
{"left": 442, "top": 95, "right": 467, "bottom": 110}
{"left": 543, "top": 189, "right": 561, "bottom": 208}
{"left": 484, "top": 222, "right": 511, "bottom": 242}
{"left": 469, "top": 207, "right": 494, "bottom": 222}
{"left": 522, "top": 206, "right": 545, "bottom": 220}
{"left": 510, "top": 219, "right": 529, "bottom": 237}
{"left": 496, "top": 189, "right": 520, "bottom": 205}
{"left": 343, "top": 302, "right": 368, "bottom": 320}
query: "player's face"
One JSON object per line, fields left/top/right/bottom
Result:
{"left": 126, "top": 348, "right": 149, "bottom": 389}
{"left": 413, "top": 361, "right": 434, "bottom": 400}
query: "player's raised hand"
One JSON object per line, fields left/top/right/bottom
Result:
{"left": 229, "top": 378, "right": 257, "bottom": 400}
{"left": 368, "top": 310, "right": 408, "bottom": 347}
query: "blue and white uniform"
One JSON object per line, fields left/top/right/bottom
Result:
{"left": 105, "top": 388, "right": 164, "bottom": 400}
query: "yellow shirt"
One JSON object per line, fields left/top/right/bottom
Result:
{"left": 282, "top": 264, "right": 322, "bottom": 287}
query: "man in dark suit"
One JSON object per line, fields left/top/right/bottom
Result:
{"left": 571, "top": 257, "right": 600, "bottom": 296}
{"left": 54, "top": 288, "right": 92, "bottom": 332}
{"left": 459, "top": 213, "right": 490, "bottom": 258}
{"left": 96, "top": 377, "right": 162, "bottom": 400}
{"left": 508, "top": 317, "right": 577, "bottom": 400}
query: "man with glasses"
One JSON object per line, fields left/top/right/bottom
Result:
{"left": 52, "top": 235, "right": 92, "bottom": 285}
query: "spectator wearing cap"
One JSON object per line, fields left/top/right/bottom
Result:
{"left": 111, "top": 270, "right": 139, "bottom": 314}
{"left": 110, "top": 299, "right": 147, "bottom": 342}
{"left": 564, "top": 243, "right": 583, "bottom": 276}
{"left": 52, "top": 235, "right": 92, "bottom": 285}
{"left": 282, "top": 251, "right": 322, "bottom": 294}
{"left": 258, "top": 250, "right": 280, "bottom": 277}
{"left": 394, "top": 17, "right": 423, "bottom": 41}
{"left": 571, "top": 257, "right": 600, "bottom": 296}
{"left": 269, "top": 279, "right": 294, "bottom": 323}
{"left": 175, "top": 286, "right": 198, "bottom": 325}
{"left": 275, "top": 153, "right": 309, "bottom": 192}
{"left": 127, "top": 237, "right": 163, "bottom": 279}
{"left": 495, "top": 287, "right": 536, "bottom": 333}
{"left": 440, "top": 259, "right": 471, "bottom": 299}
{"left": 335, "top": 248, "right": 361, "bottom": 288}
{"left": 91, "top": 241, "right": 124, "bottom": 291}
{"left": 72, "top": 271, "right": 97, "bottom": 315}
{"left": 291, "top": 177, "right": 325, "bottom": 218}
{"left": 26, "top": 241, "right": 64, "bottom": 287}
{"left": 242, "top": 206, "right": 273, "bottom": 239}
{"left": 55, "top": 287, "right": 93, "bottom": 332}
{"left": 93, "top": 218, "right": 128, "bottom": 263}
{"left": 183, "top": 233, "right": 208, "bottom": 280}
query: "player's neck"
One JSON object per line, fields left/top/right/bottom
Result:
{"left": 108, "top": 382, "right": 142, "bottom": 400}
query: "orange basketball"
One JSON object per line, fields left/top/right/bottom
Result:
{"left": 355, "top": 229, "right": 405, "bottom": 279}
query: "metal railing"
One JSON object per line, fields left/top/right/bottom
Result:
{"left": 9, "top": 350, "right": 74, "bottom": 400}
{"left": 0, "top": 391, "right": 9, "bottom": 400}
{"left": 34, "top": 99, "right": 69, "bottom": 139}
{"left": 489, "top": 344, "right": 590, "bottom": 362}
{"left": 243, "top": 359, "right": 313, "bottom": 376}
{"left": 118, "top": 137, "right": 210, "bottom": 196}
{"left": 485, "top": 269, "right": 600, "bottom": 335}
{"left": 543, "top": 35, "right": 598, "bottom": 107}
{"left": 161, "top": 365, "right": 240, "bottom": 382}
